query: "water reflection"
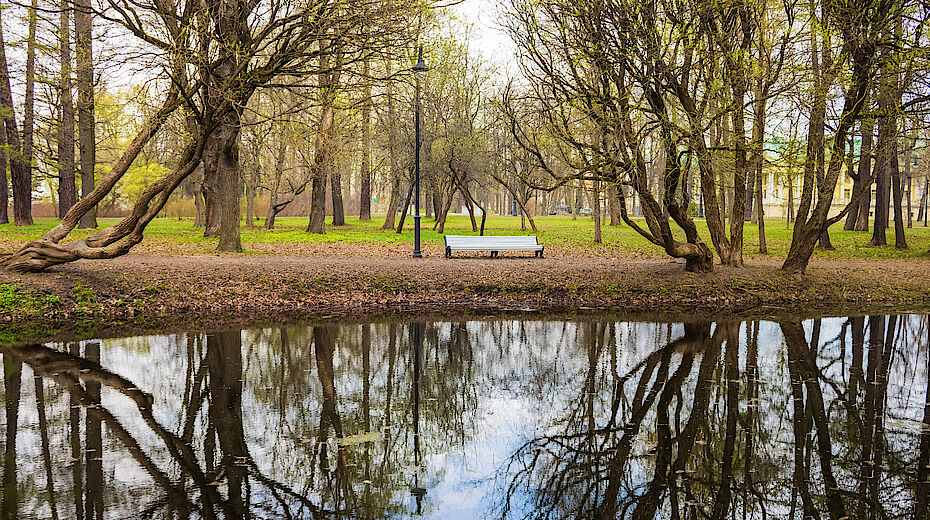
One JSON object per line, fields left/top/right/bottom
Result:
{"left": 0, "top": 317, "right": 927, "bottom": 519}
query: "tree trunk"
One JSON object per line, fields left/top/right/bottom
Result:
{"left": 751, "top": 68, "right": 767, "bottom": 253}
{"left": 870, "top": 96, "right": 892, "bottom": 246}
{"left": 917, "top": 177, "right": 928, "bottom": 226}
{"left": 593, "top": 181, "right": 602, "bottom": 243}
{"left": 435, "top": 184, "right": 455, "bottom": 234}
{"left": 307, "top": 170, "right": 327, "bottom": 234}
{"left": 462, "top": 184, "right": 478, "bottom": 232}
{"left": 756, "top": 165, "right": 767, "bottom": 253}
{"left": 203, "top": 110, "right": 242, "bottom": 252}
{"left": 194, "top": 185, "right": 205, "bottom": 227}
{"left": 308, "top": 49, "right": 340, "bottom": 234}
{"left": 0, "top": 87, "right": 197, "bottom": 273}
{"left": 844, "top": 137, "right": 862, "bottom": 230}
{"left": 905, "top": 161, "right": 912, "bottom": 228}
{"left": 572, "top": 179, "right": 581, "bottom": 219}
{"left": 891, "top": 144, "right": 907, "bottom": 248}
{"left": 359, "top": 57, "right": 372, "bottom": 221}
{"left": 514, "top": 190, "right": 538, "bottom": 232}
{"left": 330, "top": 171, "right": 345, "bottom": 226}
{"left": 58, "top": 0, "right": 76, "bottom": 219}
{"left": 396, "top": 181, "right": 414, "bottom": 234}
{"left": 728, "top": 64, "right": 748, "bottom": 265}
{"left": 74, "top": 0, "right": 96, "bottom": 228}
{"left": 782, "top": 33, "right": 869, "bottom": 274}
{"left": 245, "top": 171, "right": 256, "bottom": 228}
{"left": 855, "top": 115, "right": 874, "bottom": 231}
{"left": 0, "top": 124, "right": 7, "bottom": 224}
{"left": 21, "top": 0, "right": 37, "bottom": 224}
{"left": 382, "top": 175, "right": 399, "bottom": 230}
{"left": 808, "top": 27, "right": 832, "bottom": 250}
{"left": 0, "top": 5, "right": 33, "bottom": 226}
{"left": 608, "top": 184, "right": 620, "bottom": 225}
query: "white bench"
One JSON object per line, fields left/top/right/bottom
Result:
{"left": 443, "top": 235, "right": 544, "bottom": 258}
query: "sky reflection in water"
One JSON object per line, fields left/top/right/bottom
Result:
{"left": 1, "top": 317, "right": 928, "bottom": 519}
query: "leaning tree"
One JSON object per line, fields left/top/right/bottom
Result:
{"left": 2, "top": 0, "right": 427, "bottom": 273}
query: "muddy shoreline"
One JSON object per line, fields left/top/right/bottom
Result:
{"left": 4, "top": 254, "right": 930, "bottom": 344}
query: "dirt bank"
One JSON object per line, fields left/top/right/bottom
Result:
{"left": 3, "top": 249, "right": 930, "bottom": 344}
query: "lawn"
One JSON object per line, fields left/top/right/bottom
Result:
{"left": 2, "top": 214, "right": 929, "bottom": 261}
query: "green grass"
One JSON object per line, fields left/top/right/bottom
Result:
{"left": 2, "top": 214, "right": 930, "bottom": 260}
{"left": 0, "top": 283, "right": 60, "bottom": 315}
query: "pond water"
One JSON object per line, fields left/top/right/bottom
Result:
{"left": 1, "top": 316, "right": 928, "bottom": 519}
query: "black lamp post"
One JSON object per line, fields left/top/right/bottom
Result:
{"left": 412, "top": 46, "right": 428, "bottom": 258}
{"left": 410, "top": 322, "right": 427, "bottom": 513}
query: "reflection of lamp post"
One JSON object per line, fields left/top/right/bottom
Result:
{"left": 410, "top": 322, "right": 427, "bottom": 513}
{"left": 412, "top": 47, "right": 428, "bottom": 259}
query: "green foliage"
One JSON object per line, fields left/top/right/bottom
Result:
{"left": 72, "top": 284, "right": 98, "bottom": 314}
{"left": 120, "top": 163, "right": 172, "bottom": 205}
{"left": 0, "top": 283, "right": 60, "bottom": 316}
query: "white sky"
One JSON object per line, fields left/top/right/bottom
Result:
{"left": 451, "top": 0, "right": 519, "bottom": 79}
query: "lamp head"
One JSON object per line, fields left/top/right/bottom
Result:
{"left": 413, "top": 46, "right": 428, "bottom": 78}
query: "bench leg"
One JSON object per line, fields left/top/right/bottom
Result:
{"left": 445, "top": 246, "right": 451, "bottom": 259}
{"left": 491, "top": 251, "right": 498, "bottom": 259}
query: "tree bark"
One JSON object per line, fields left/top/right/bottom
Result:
{"left": 0, "top": 4, "right": 33, "bottom": 226}
{"left": 58, "top": 0, "right": 76, "bottom": 219}
{"left": 593, "top": 180, "right": 602, "bottom": 243}
{"left": 808, "top": 25, "right": 833, "bottom": 250}
{"left": 869, "top": 93, "right": 892, "bottom": 246}
{"left": 244, "top": 171, "right": 256, "bottom": 228}
{"left": 891, "top": 143, "right": 907, "bottom": 248}
{"left": 607, "top": 184, "right": 620, "bottom": 225}
{"left": 1, "top": 88, "right": 196, "bottom": 273}
{"left": 0, "top": 124, "right": 7, "bottom": 224}
{"left": 359, "top": 57, "right": 372, "bottom": 221}
{"left": 75, "top": 0, "right": 96, "bottom": 228}
{"left": 203, "top": 109, "right": 243, "bottom": 252}
{"left": 855, "top": 115, "right": 874, "bottom": 231}
{"left": 194, "top": 185, "right": 205, "bottom": 227}
{"left": 330, "top": 171, "right": 345, "bottom": 226}
{"left": 917, "top": 176, "right": 928, "bottom": 226}
{"left": 844, "top": 137, "right": 862, "bottom": 230}
{"left": 905, "top": 150, "right": 912, "bottom": 228}
{"left": 307, "top": 50, "right": 340, "bottom": 234}
{"left": 395, "top": 181, "right": 414, "bottom": 233}
{"left": 21, "top": 0, "right": 37, "bottom": 225}
{"left": 381, "top": 174, "right": 399, "bottom": 230}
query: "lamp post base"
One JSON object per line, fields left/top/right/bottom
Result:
{"left": 413, "top": 215, "right": 422, "bottom": 258}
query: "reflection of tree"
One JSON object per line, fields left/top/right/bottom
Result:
{"left": 917, "top": 319, "right": 930, "bottom": 518}
{"left": 2, "top": 355, "right": 21, "bottom": 520}
{"left": 1, "top": 339, "right": 332, "bottom": 519}
{"left": 782, "top": 320, "right": 849, "bottom": 520}
{"left": 84, "top": 342, "right": 103, "bottom": 520}
{"left": 503, "top": 322, "right": 726, "bottom": 519}
{"left": 313, "top": 325, "right": 355, "bottom": 514}
{"left": 3, "top": 318, "right": 926, "bottom": 519}
{"left": 34, "top": 374, "right": 59, "bottom": 520}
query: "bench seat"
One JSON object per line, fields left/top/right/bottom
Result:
{"left": 444, "top": 235, "right": 544, "bottom": 258}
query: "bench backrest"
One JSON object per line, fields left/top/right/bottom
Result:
{"left": 444, "top": 235, "right": 539, "bottom": 247}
